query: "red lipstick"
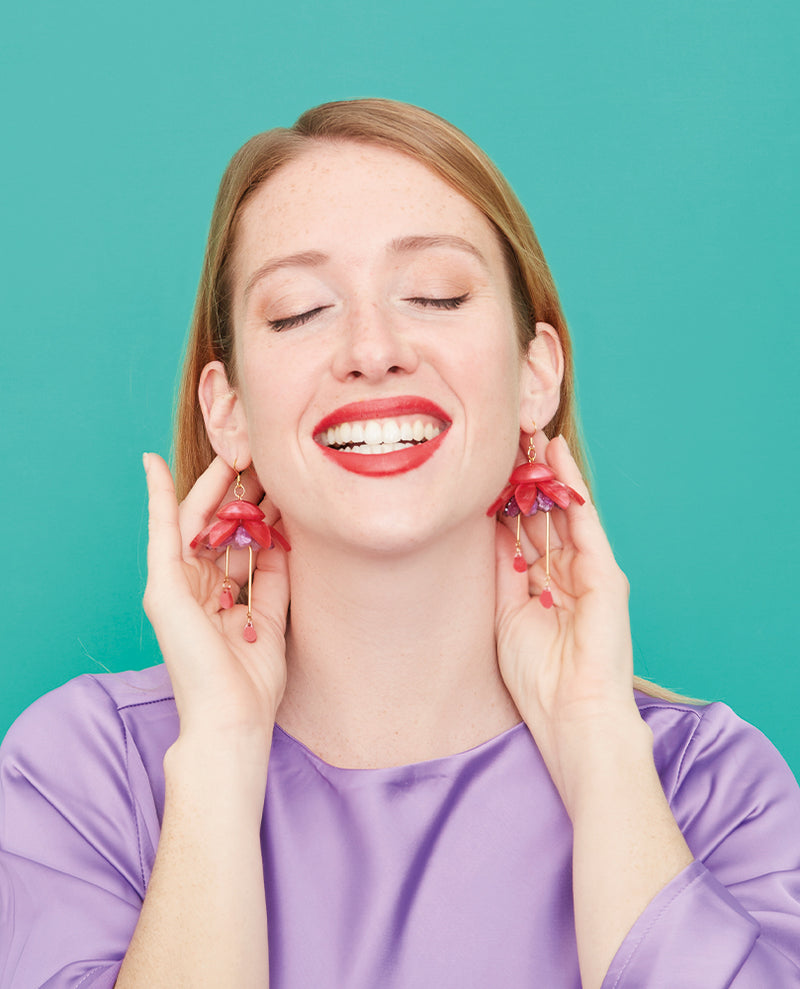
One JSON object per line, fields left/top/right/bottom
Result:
{"left": 313, "top": 396, "right": 450, "bottom": 434}
{"left": 313, "top": 396, "right": 451, "bottom": 477}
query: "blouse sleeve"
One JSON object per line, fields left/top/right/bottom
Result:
{"left": 603, "top": 700, "right": 800, "bottom": 988}
{"left": 0, "top": 676, "right": 153, "bottom": 988}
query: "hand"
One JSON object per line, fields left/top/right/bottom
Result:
{"left": 142, "top": 453, "right": 290, "bottom": 748}
{"left": 494, "top": 433, "right": 641, "bottom": 809}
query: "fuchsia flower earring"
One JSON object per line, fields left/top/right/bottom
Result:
{"left": 487, "top": 428, "right": 584, "bottom": 608}
{"left": 190, "top": 467, "right": 290, "bottom": 642}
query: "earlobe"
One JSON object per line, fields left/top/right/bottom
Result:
{"left": 198, "top": 361, "right": 251, "bottom": 467}
{"left": 518, "top": 322, "right": 564, "bottom": 430}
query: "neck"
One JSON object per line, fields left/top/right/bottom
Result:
{"left": 276, "top": 519, "right": 520, "bottom": 768}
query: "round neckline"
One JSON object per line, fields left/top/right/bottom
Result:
{"left": 272, "top": 718, "right": 529, "bottom": 779}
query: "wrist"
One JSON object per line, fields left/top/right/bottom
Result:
{"left": 552, "top": 709, "right": 655, "bottom": 819}
{"left": 165, "top": 727, "right": 273, "bottom": 810}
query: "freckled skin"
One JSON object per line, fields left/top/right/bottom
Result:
{"left": 225, "top": 142, "right": 530, "bottom": 557}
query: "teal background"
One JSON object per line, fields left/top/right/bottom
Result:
{"left": 2, "top": 1, "right": 798, "bottom": 774}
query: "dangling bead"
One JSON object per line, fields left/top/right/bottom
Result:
{"left": 540, "top": 510, "right": 554, "bottom": 608}
{"left": 513, "top": 513, "right": 527, "bottom": 571}
{"left": 219, "top": 546, "right": 234, "bottom": 609}
{"left": 241, "top": 544, "right": 257, "bottom": 642}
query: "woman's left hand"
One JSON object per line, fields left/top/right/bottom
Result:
{"left": 494, "top": 431, "right": 643, "bottom": 811}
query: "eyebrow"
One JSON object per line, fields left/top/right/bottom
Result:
{"left": 242, "top": 234, "right": 489, "bottom": 302}
{"left": 387, "top": 234, "right": 489, "bottom": 270}
{"left": 243, "top": 250, "right": 329, "bottom": 302}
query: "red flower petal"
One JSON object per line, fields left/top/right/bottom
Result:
{"left": 189, "top": 522, "right": 216, "bottom": 550}
{"left": 242, "top": 520, "right": 292, "bottom": 553}
{"left": 538, "top": 479, "right": 585, "bottom": 509}
{"left": 243, "top": 520, "right": 275, "bottom": 549}
{"left": 217, "top": 500, "right": 265, "bottom": 521}
{"left": 486, "top": 485, "right": 514, "bottom": 516}
{"left": 191, "top": 518, "right": 239, "bottom": 549}
{"left": 270, "top": 529, "right": 291, "bottom": 552}
{"left": 509, "top": 462, "right": 556, "bottom": 485}
{"left": 515, "top": 483, "right": 540, "bottom": 514}
{"left": 205, "top": 519, "right": 240, "bottom": 547}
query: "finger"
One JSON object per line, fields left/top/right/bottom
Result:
{"left": 143, "top": 453, "right": 185, "bottom": 584}
{"left": 178, "top": 456, "right": 238, "bottom": 553}
{"left": 545, "top": 436, "right": 615, "bottom": 563}
{"left": 251, "top": 542, "right": 291, "bottom": 635}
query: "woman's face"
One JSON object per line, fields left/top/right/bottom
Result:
{"left": 220, "top": 141, "right": 540, "bottom": 554}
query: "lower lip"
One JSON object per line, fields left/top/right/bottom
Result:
{"left": 319, "top": 429, "right": 448, "bottom": 476}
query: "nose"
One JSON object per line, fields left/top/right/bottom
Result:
{"left": 331, "top": 303, "right": 420, "bottom": 382}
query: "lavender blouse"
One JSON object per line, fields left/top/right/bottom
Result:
{"left": 1, "top": 665, "right": 799, "bottom": 988}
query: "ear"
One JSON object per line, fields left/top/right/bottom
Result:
{"left": 518, "top": 322, "right": 564, "bottom": 431}
{"left": 198, "top": 361, "right": 251, "bottom": 468}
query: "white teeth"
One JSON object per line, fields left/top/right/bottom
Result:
{"left": 363, "top": 420, "right": 382, "bottom": 445}
{"left": 317, "top": 415, "right": 445, "bottom": 451}
{"left": 383, "top": 420, "right": 401, "bottom": 443}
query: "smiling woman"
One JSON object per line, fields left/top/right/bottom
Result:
{"left": 1, "top": 99, "right": 799, "bottom": 989}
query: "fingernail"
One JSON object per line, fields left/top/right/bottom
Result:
{"left": 142, "top": 452, "right": 151, "bottom": 473}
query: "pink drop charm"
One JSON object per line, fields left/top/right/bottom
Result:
{"left": 220, "top": 587, "right": 234, "bottom": 610}
{"left": 540, "top": 588, "right": 553, "bottom": 609}
{"left": 513, "top": 551, "right": 527, "bottom": 573}
{"left": 243, "top": 620, "right": 257, "bottom": 643}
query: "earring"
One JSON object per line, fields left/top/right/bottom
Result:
{"left": 190, "top": 466, "right": 290, "bottom": 642}
{"left": 486, "top": 426, "right": 584, "bottom": 608}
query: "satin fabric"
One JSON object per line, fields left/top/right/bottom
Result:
{"left": 1, "top": 666, "right": 799, "bottom": 988}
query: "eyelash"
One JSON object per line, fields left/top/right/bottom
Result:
{"left": 268, "top": 306, "right": 330, "bottom": 332}
{"left": 406, "top": 294, "right": 469, "bottom": 311}
{"left": 267, "top": 294, "right": 469, "bottom": 332}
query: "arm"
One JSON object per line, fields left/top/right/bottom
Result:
{"left": 495, "top": 434, "right": 800, "bottom": 988}
{"left": 0, "top": 676, "right": 147, "bottom": 988}
{"left": 115, "top": 453, "right": 289, "bottom": 987}
{"left": 602, "top": 699, "right": 800, "bottom": 987}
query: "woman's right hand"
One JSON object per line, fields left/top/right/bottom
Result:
{"left": 142, "top": 453, "right": 290, "bottom": 749}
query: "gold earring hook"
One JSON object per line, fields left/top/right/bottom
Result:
{"left": 527, "top": 422, "right": 537, "bottom": 464}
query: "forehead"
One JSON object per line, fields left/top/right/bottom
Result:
{"left": 233, "top": 141, "right": 506, "bottom": 270}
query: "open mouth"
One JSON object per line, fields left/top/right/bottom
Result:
{"left": 312, "top": 397, "right": 451, "bottom": 476}
{"left": 315, "top": 415, "right": 445, "bottom": 455}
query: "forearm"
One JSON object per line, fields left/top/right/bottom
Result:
{"left": 116, "top": 732, "right": 271, "bottom": 988}
{"left": 561, "top": 713, "right": 694, "bottom": 989}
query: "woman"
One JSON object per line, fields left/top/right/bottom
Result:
{"left": 1, "top": 99, "right": 798, "bottom": 988}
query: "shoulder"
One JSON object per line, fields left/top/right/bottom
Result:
{"left": 634, "top": 690, "right": 796, "bottom": 786}
{"left": 1, "top": 665, "right": 177, "bottom": 818}
{"left": 2, "top": 665, "right": 175, "bottom": 760}
{"left": 1, "top": 666, "right": 177, "bottom": 889}
{"left": 635, "top": 691, "right": 800, "bottom": 856}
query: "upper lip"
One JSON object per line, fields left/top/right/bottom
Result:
{"left": 313, "top": 396, "right": 451, "bottom": 436}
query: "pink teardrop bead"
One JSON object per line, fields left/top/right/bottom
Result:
{"left": 220, "top": 588, "right": 234, "bottom": 610}
{"left": 243, "top": 621, "right": 257, "bottom": 643}
{"left": 513, "top": 554, "right": 527, "bottom": 573}
{"left": 540, "top": 588, "right": 553, "bottom": 609}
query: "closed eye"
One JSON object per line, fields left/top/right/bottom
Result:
{"left": 268, "top": 305, "right": 331, "bottom": 332}
{"left": 405, "top": 293, "right": 469, "bottom": 310}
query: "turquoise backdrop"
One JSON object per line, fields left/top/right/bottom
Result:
{"left": 2, "top": 0, "right": 798, "bottom": 775}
